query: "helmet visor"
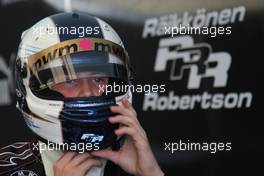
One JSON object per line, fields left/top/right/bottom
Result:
{"left": 29, "top": 51, "right": 129, "bottom": 98}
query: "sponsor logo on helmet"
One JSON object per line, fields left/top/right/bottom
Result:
{"left": 81, "top": 133, "right": 104, "bottom": 143}
{"left": 28, "top": 38, "right": 128, "bottom": 75}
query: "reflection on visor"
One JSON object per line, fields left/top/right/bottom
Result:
{"left": 29, "top": 51, "right": 128, "bottom": 92}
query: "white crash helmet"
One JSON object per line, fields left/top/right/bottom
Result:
{"left": 15, "top": 12, "right": 133, "bottom": 151}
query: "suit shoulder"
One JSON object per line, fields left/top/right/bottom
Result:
{"left": 0, "top": 142, "right": 45, "bottom": 176}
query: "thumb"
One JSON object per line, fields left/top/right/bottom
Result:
{"left": 91, "top": 149, "right": 119, "bottom": 164}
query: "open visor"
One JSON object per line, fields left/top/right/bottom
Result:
{"left": 29, "top": 51, "right": 129, "bottom": 98}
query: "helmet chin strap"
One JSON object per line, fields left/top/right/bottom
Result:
{"left": 38, "top": 141, "right": 107, "bottom": 176}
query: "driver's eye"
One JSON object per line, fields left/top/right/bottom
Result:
{"left": 93, "top": 77, "right": 107, "bottom": 84}
{"left": 64, "top": 80, "right": 78, "bottom": 87}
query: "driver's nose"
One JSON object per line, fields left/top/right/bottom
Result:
{"left": 76, "top": 79, "right": 101, "bottom": 97}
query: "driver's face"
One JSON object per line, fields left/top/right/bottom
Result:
{"left": 51, "top": 77, "right": 108, "bottom": 98}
